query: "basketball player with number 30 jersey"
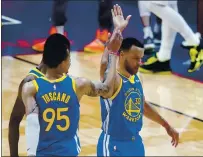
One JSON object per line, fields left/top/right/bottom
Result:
{"left": 98, "top": 37, "right": 179, "bottom": 156}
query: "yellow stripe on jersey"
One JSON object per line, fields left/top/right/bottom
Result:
{"left": 117, "top": 71, "right": 135, "bottom": 84}
{"left": 32, "top": 80, "right": 39, "bottom": 92}
{"left": 32, "top": 68, "right": 45, "bottom": 76}
{"left": 110, "top": 78, "right": 122, "bottom": 100}
{"left": 41, "top": 74, "right": 67, "bottom": 83}
{"left": 129, "top": 75, "right": 135, "bottom": 84}
{"left": 28, "top": 72, "right": 40, "bottom": 78}
{"left": 117, "top": 71, "right": 129, "bottom": 79}
{"left": 72, "top": 78, "right": 76, "bottom": 93}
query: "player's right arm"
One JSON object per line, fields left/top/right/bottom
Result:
{"left": 100, "top": 45, "right": 111, "bottom": 82}
{"left": 75, "top": 28, "right": 122, "bottom": 99}
{"left": 100, "top": 4, "right": 131, "bottom": 82}
{"left": 22, "top": 81, "right": 39, "bottom": 156}
{"left": 76, "top": 54, "right": 118, "bottom": 99}
{"left": 9, "top": 75, "right": 36, "bottom": 157}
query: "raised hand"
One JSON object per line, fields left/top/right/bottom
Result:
{"left": 111, "top": 4, "right": 132, "bottom": 32}
{"left": 106, "top": 28, "right": 123, "bottom": 53}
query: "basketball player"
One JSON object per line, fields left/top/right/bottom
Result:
{"left": 32, "top": 0, "right": 113, "bottom": 53}
{"left": 98, "top": 5, "right": 179, "bottom": 156}
{"left": 21, "top": 26, "right": 122, "bottom": 156}
{"left": 8, "top": 62, "right": 46, "bottom": 156}
{"left": 8, "top": 4, "right": 118, "bottom": 156}
{"left": 138, "top": 1, "right": 203, "bottom": 73}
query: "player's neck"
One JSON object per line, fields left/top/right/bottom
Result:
{"left": 37, "top": 63, "right": 47, "bottom": 74}
{"left": 45, "top": 68, "right": 65, "bottom": 80}
{"left": 117, "top": 64, "right": 131, "bottom": 78}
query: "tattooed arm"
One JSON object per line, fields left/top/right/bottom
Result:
{"left": 76, "top": 54, "right": 118, "bottom": 99}
{"left": 100, "top": 47, "right": 111, "bottom": 82}
{"left": 75, "top": 26, "right": 123, "bottom": 99}
{"left": 22, "top": 81, "right": 40, "bottom": 156}
{"left": 100, "top": 4, "right": 131, "bottom": 82}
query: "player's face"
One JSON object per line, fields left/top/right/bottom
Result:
{"left": 122, "top": 46, "right": 144, "bottom": 75}
{"left": 61, "top": 50, "right": 71, "bottom": 74}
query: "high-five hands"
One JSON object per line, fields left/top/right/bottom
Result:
{"left": 111, "top": 4, "right": 132, "bottom": 32}
{"left": 106, "top": 28, "right": 123, "bottom": 54}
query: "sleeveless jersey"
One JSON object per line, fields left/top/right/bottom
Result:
{"left": 28, "top": 67, "right": 44, "bottom": 78}
{"left": 100, "top": 73, "right": 144, "bottom": 140}
{"left": 32, "top": 74, "right": 80, "bottom": 155}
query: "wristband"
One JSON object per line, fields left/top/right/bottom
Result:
{"left": 109, "top": 51, "right": 119, "bottom": 56}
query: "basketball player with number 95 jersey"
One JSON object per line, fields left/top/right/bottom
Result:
{"left": 21, "top": 29, "right": 122, "bottom": 156}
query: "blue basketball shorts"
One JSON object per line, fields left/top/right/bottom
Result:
{"left": 36, "top": 134, "right": 81, "bottom": 156}
{"left": 97, "top": 131, "right": 145, "bottom": 156}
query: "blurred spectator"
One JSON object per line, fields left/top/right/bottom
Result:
{"left": 32, "top": 0, "right": 112, "bottom": 53}
{"left": 138, "top": 0, "right": 162, "bottom": 53}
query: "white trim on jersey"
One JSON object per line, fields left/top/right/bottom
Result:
{"left": 103, "top": 134, "right": 110, "bottom": 157}
{"left": 103, "top": 99, "right": 112, "bottom": 132}
{"left": 102, "top": 99, "right": 112, "bottom": 156}
{"left": 104, "top": 99, "right": 110, "bottom": 112}
{"left": 74, "top": 129, "right": 81, "bottom": 154}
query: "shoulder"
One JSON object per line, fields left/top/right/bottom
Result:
{"left": 22, "top": 81, "right": 37, "bottom": 96}
{"left": 23, "top": 74, "right": 37, "bottom": 84}
{"left": 18, "top": 74, "right": 37, "bottom": 98}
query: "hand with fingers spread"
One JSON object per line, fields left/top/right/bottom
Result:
{"left": 164, "top": 123, "right": 179, "bottom": 147}
{"left": 111, "top": 4, "right": 132, "bottom": 32}
{"left": 106, "top": 28, "right": 123, "bottom": 54}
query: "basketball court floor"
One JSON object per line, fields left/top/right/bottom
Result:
{"left": 2, "top": 52, "right": 203, "bottom": 156}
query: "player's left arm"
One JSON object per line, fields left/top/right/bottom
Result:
{"left": 139, "top": 74, "right": 179, "bottom": 147}
{"left": 143, "top": 101, "right": 179, "bottom": 147}
{"left": 22, "top": 81, "right": 40, "bottom": 156}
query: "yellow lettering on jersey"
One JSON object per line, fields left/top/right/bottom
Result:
{"left": 53, "top": 92, "right": 57, "bottom": 100}
{"left": 42, "top": 96, "right": 48, "bottom": 104}
{"left": 61, "top": 93, "right": 66, "bottom": 102}
{"left": 57, "top": 92, "right": 61, "bottom": 101}
{"left": 65, "top": 95, "right": 70, "bottom": 103}
{"left": 49, "top": 93, "right": 53, "bottom": 101}
{"left": 45, "top": 94, "right": 50, "bottom": 103}
{"left": 41, "top": 92, "right": 71, "bottom": 104}
{"left": 123, "top": 111, "right": 127, "bottom": 117}
{"left": 125, "top": 88, "right": 134, "bottom": 97}
{"left": 122, "top": 111, "right": 141, "bottom": 123}
{"left": 135, "top": 98, "right": 141, "bottom": 105}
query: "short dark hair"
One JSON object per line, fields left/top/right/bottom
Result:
{"left": 119, "top": 37, "right": 144, "bottom": 53}
{"left": 43, "top": 33, "right": 70, "bottom": 68}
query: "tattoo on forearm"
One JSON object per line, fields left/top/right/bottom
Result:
{"left": 88, "top": 82, "right": 110, "bottom": 96}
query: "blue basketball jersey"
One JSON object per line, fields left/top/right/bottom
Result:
{"left": 32, "top": 74, "right": 80, "bottom": 156}
{"left": 28, "top": 67, "right": 44, "bottom": 78}
{"left": 100, "top": 73, "right": 144, "bottom": 140}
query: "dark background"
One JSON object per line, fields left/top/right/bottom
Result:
{"left": 2, "top": 0, "right": 203, "bottom": 81}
